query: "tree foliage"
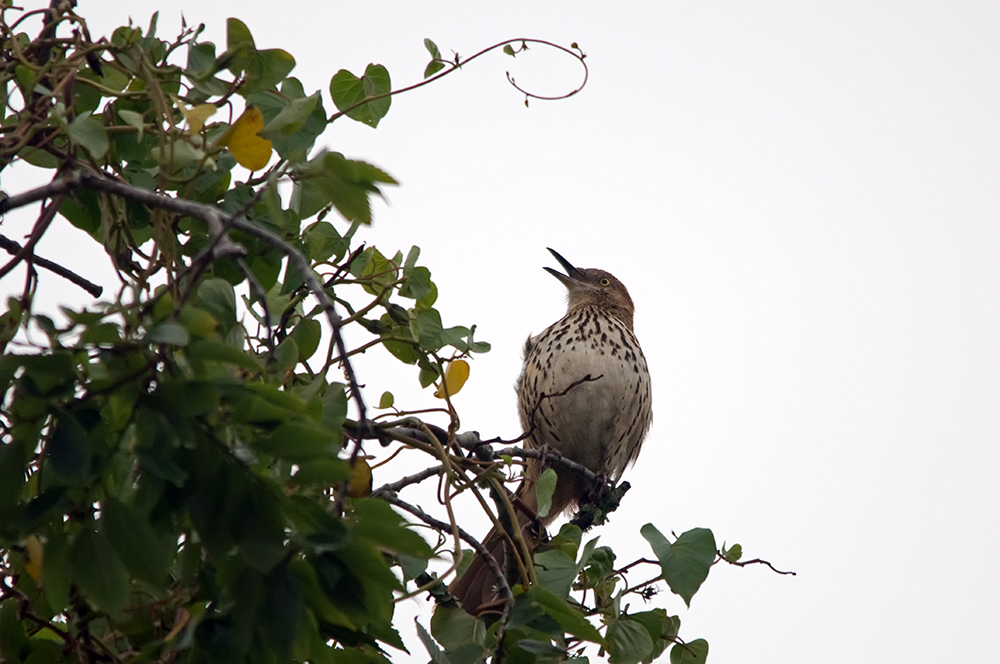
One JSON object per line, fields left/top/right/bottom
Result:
{"left": 0, "top": 4, "right": 786, "bottom": 663}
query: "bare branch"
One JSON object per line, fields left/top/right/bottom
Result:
{"left": 0, "top": 233, "right": 102, "bottom": 296}
{"left": 382, "top": 494, "right": 513, "bottom": 621}
{"left": 719, "top": 555, "right": 796, "bottom": 576}
{"left": 373, "top": 464, "right": 445, "bottom": 496}
{"left": 0, "top": 193, "right": 65, "bottom": 281}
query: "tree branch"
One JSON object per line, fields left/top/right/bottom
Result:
{"left": 382, "top": 494, "right": 513, "bottom": 622}
{"left": 0, "top": 233, "right": 102, "bottom": 296}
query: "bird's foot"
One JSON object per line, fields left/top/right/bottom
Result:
{"left": 571, "top": 480, "right": 632, "bottom": 532}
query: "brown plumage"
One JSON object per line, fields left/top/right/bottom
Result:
{"left": 451, "top": 248, "right": 653, "bottom": 614}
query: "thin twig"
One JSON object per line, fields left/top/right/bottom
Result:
{"left": 0, "top": 233, "right": 102, "bottom": 296}
{"left": 373, "top": 465, "right": 445, "bottom": 496}
{"left": 719, "top": 556, "right": 796, "bottom": 576}
{"left": 0, "top": 193, "right": 65, "bottom": 280}
{"left": 327, "top": 38, "right": 588, "bottom": 124}
{"left": 383, "top": 494, "right": 513, "bottom": 623}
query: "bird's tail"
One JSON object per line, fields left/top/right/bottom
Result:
{"left": 449, "top": 487, "right": 541, "bottom": 616}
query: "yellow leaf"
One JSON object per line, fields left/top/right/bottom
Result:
{"left": 24, "top": 535, "right": 43, "bottom": 585}
{"left": 434, "top": 359, "right": 470, "bottom": 398}
{"left": 171, "top": 95, "right": 217, "bottom": 135}
{"left": 222, "top": 106, "right": 272, "bottom": 171}
{"left": 185, "top": 104, "right": 217, "bottom": 134}
{"left": 347, "top": 457, "right": 373, "bottom": 498}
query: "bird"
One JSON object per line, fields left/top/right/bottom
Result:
{"left": 451, "top": 248, "right": 652, "bottom": 614}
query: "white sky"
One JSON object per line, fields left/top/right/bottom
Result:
{"left": 3, "top": 1, "right": 999, "bottom": 662}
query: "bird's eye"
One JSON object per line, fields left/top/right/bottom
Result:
{"left": 600, "top": 278, "right": 611, "bottom": 286}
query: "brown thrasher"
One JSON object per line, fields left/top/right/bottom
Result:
{"left": 451, "top": 248, "right": 652, "bottom": 615}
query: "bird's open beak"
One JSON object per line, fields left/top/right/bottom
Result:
{"left": 544, "top": 248, "right": 584, "bottom": 287}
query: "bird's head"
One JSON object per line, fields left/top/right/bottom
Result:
{"left": 544, "top": 248, "right": 636, "bottom": 330}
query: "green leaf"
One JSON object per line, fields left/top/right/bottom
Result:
{"left": 260, "top": 562, "right": 303, "bottom": 657}
{"left": 292, "top": 457, "right": 351, "bottom": 486}
{"left": 722, "top": 542, "right": 742, "bottom": 562}
{"left": 102, "top": 498, "right": 172, "bottom": 585}
{"left": 154, "top": 379, "right": 220, "bottom": 417}
{"left": 431, "top": 604, "right": 487, "bottom": 652}
{"left": 0, "top": 598, "right": 30, "bottom": 663}
{"left": 411, "top": 308, "right": 444, "bottom": 351}
{"left": 187, "top": 339, "right": 263, "bottom": 371}
{"left": 196, "top": 278, "right": 237, "bottom": 327}
{"left": 515, "top": 639, "right": 566, "bottom": 658}
{"left": 17, "top": 145, "right": 60, "bottom": 169}
{"left": 627, "top": 610, "right": 672, "bottom": 663}
{"left": 186, "top": 41, "right": 217, "bottom": 79}
{"left": 329, "top": 64, "right": 391, "bottom": 128}
{"left": 0, "top": 438, "right": 26, "bottom": 510}
{"left": 59, "top": 189, "right": 101, "bottom": 235}
{"left": 79, "top": 322, "right": 121, "bottom": 344}
{"left": 178, "top": 305, "right": 218, "bottom": 338}
{"left": 534, "top": 548, "right": 578, "bottom": 598}
{"left": 418, "top": 362, "right": 439, "bottom": 388}
{"left": 402, "top": 245, "right": 421, "bottom": 276}
{"left": 304, "top": 221, "right": 347, "bottom": 262}
{"left": 227, "top": 17, "right": 255, "bottom": 51}
{"left": 225, "top": 17, "right": 256, "bottom": 74}
{"left": 399, "top": 266, "right": 436, "bottom": 305}
{"left": 47, "top": 413, "right": 91, "bottom": 484}
{"left": 670, "top": 639, "right": 709, "bottom": 664}
{"left": 41, "top": 533, "right": 71, "bottom": 612}
{"left": 529, "top": 586, "right": 603, "bottom": 643}
{"left": 117, "top": 109, "right": 146, "bottom": 138}
{"left": 255, "top": 421, "right": 341, "bottom": 458}
{"left": 71, "top": 527, "right": 129, "bottom": 615}
{"left": 145, "top": 322, "right": 190, "bottom": 346}
{"left": 424, "top": 39, "right": 444, "bottom": 78}
{"left": 641, "top": 525, "right": 716, "bottom": 607}
{"left": 438, "top": 325, "right": 471, "bottom": 352}
{"left": 423, "top": 38, "right": 442, "bottom": 60}
{"left": 249, "top": 84, "right": 327, "bottom": 162}
{"left": 415, "top": 620, "right": 450, "bottom": 664}
{"left": 351, "top": 499, "right": 433, "bottom": 558}
{"left": 607, "top": 618, "right": 655, "bottom": 664}
{"left": 549, "top": 523, "right": 584, "bottom": 559}
{"left": 300, "top": 151, "right": 397, "bottom": 224}
{"left": 291, "top": 318, "right": 321, "bottom": 361}
{"left": 378, "top": 391, "right": 394, "bottom": 409}
{"left": 382, "top": 336, "right": 421, "bottom": 365}
{"left": 66, "top": 113, "right": 108, "bottom": 159}
{"left": 150, "top": 139, "right": 207, "bottom": 170}
{"left": 244, "top": 49, "right": 296, "bottom": 94}
{"left": 536, "top": 468, "right": 557, "bottom": 519}
{"left": 260, "top": 92, "right": 320, "bottom": 138}
{"left": 321, "top": 383, "right": 348, "bottom": 430}
{"left": 424, "top": 60, "right": 446, "bottom": 79}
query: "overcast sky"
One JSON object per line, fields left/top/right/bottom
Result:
{"left": 3, "top": 1, "right": 999, "bottom": 662}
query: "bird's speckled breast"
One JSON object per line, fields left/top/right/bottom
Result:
{"left": 517, "top": 305, "right": 652, "bottom": 481}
